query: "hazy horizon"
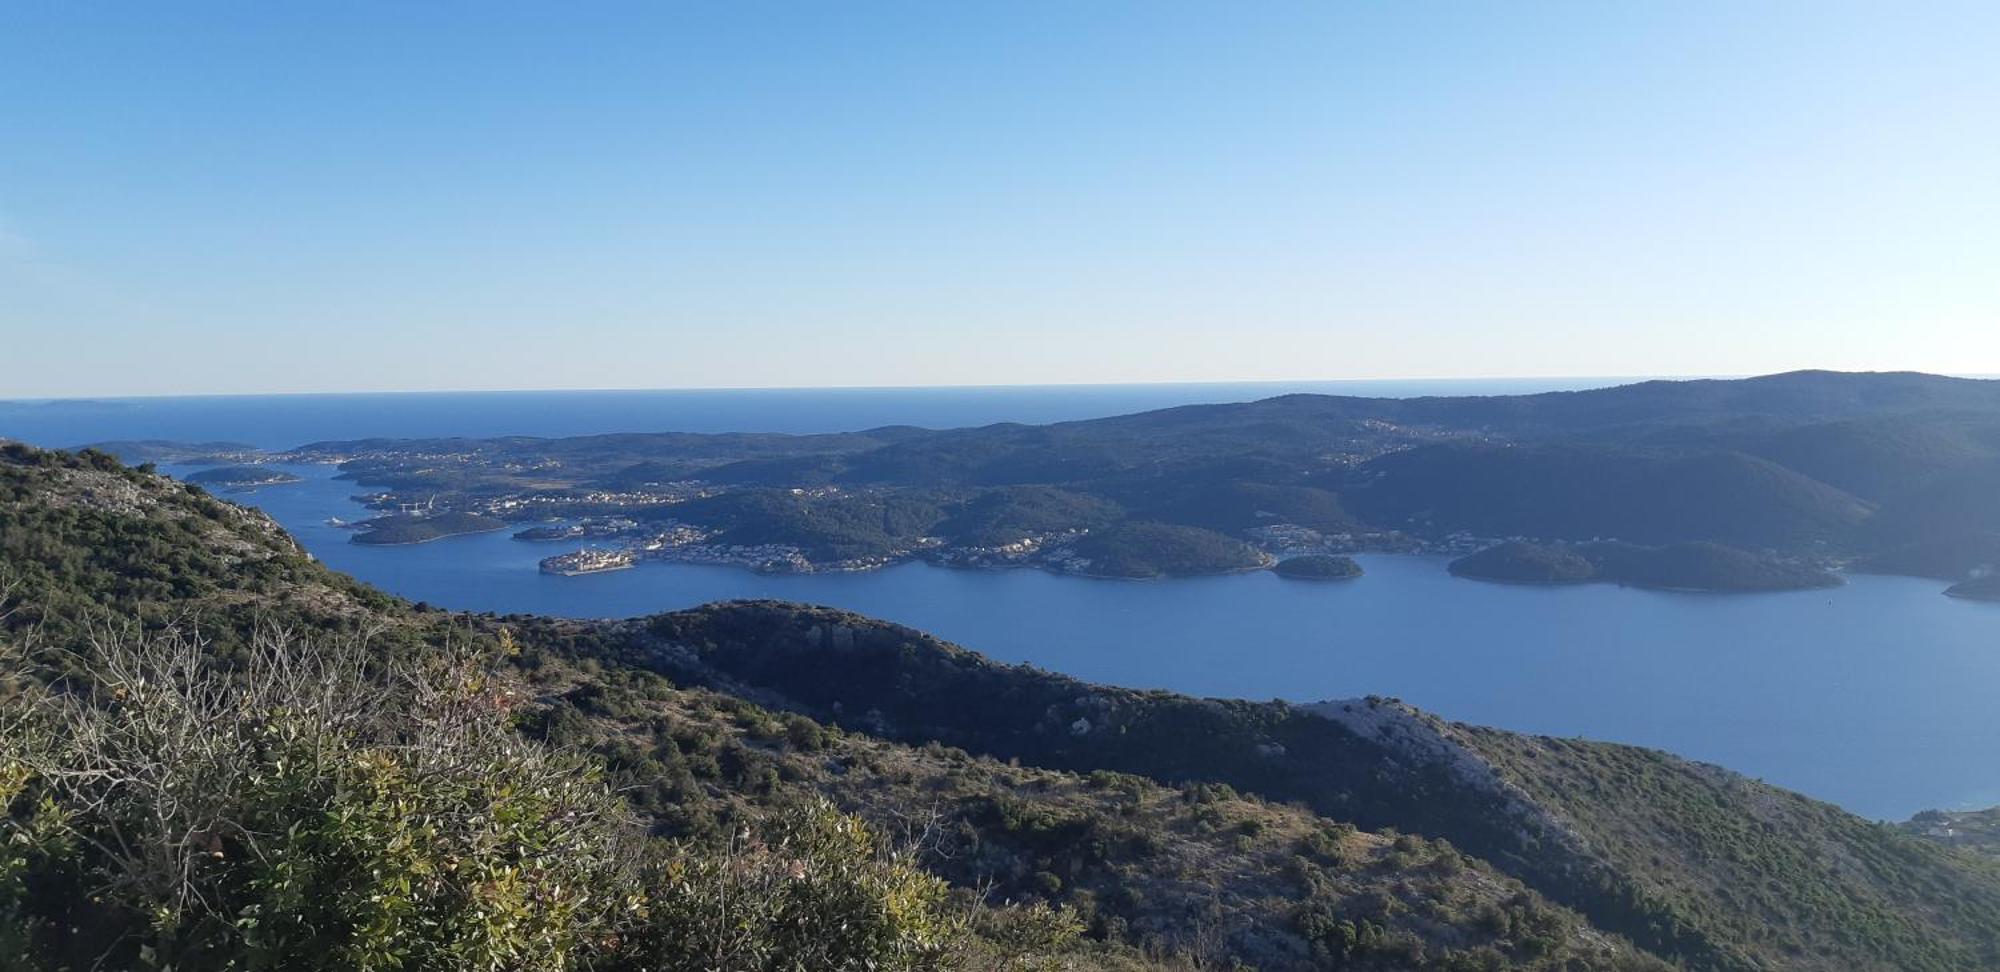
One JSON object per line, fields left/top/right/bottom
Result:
{"left": 7, "top": 373, "right": 1665, "bottom": 404}
{"left": 19, "top": 368, "right": 2000, "bottom": 406}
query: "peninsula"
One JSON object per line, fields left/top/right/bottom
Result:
{"left": 184, "top": 464, "right": 303, "bottom": 488}
{"left": 349, "top": 511, "right": 507, "bottom": 545}
{"left": 1945, "top": 574, "right": 2000, "bottom": 602}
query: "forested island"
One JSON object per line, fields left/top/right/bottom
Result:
{"left": 7, "top": 443, "right": 2000, "bottom": 971}
{"left": 145, "top": 371, "right": 2000, "bottom": 594}
{"left": 1449, "top": 541, "right": 1841, "bottom": 593}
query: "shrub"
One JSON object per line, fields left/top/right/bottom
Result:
{"left": 0, "top": 627, "right": 637, "bottom": 971}
{"left": 0, "top": 625, "right": 1006, "bottom": 972}
{"left": 620, "top": 801, "right": 964, "bottom": 971}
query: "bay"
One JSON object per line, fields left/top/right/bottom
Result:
{"left": 192, "top": 460, "right": 2000, "bottom": 821}
{"left": 9, "top": 383, "right": 1997, "bottom": 821}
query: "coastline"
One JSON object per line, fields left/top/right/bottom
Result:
{"left": 546, "top": 563, "right": 635, "bottom": 577}
{"left": 1449, "top": 570, "right": 1848, "bottom": 595}
{"left": 1944, "top": 588, "right": 2000, "bottom": 603}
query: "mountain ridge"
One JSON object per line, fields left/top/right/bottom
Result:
{"left": 257, "top": 371, "right": 2000, "bottom": 589}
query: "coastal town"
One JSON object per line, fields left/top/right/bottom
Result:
{"left": 539, "top": 520, "right": 926, "bottom": 577}
{"left": 539, "top": 548, "right": 636, "bottom": 576}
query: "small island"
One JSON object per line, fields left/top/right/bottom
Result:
{"left": 185, "top": 465, "right": 302, "bottom": 488}
{"left": 1945, "top": 574, "right": 2000, "bottom": 602}
{"left": 351, "top": 512, "right": 507, "bottom": 545}
{"left": 1450, "top": 540, "right": 1840, "bottom": 593}
{"left": 1273, "top": 554, "right": 1363, "bottom": 580}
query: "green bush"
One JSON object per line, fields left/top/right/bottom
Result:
{"left": 621, "top": 803, "right": 964, "bottom": 971}
{"left": 0, "top": 625, "right": 1011, "bottom": 972}
{"left": 1, "top": 629, "right": 636, "bottom": 971}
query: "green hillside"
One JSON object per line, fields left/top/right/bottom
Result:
{"left": 6, "top": 444, "right": 1999, "bottom": 970}
{"left": 1343, "top": 445, "right": 1871, "bottom": 549}
{"left": 1450, "top": 540, "right": 1839, "bottom": 592}
{"left": 284, "top": 373, "right": 2000, "bottom": 581}
{"left": 633, "top": 600, "right": 2000, "bottom": 971}
{"left": 1, "top": 446, "right": 1662, "bottom": 969}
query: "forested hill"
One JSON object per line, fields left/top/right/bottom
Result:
{"left": 274, "top": 371, "right": 2000, "bottom": 585}
{"left": 7, "top": 444, "right": 2000, "bottom": 970}
{"left": 1027, "top": 369, "right": 2000, "bottom": 441}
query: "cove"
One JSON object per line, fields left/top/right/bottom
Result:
{"left": 200, "top": 463, "right": 2000, "bottom": 820}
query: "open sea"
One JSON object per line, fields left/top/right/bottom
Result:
{"left": 7, "top": 379, "right": 1999, "bottom": 820}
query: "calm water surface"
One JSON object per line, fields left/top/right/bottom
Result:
{"left": 192, "top": 462, "right": 2000, "bottom": 821}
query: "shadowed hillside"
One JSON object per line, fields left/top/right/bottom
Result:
{"left": 1342, "top": 445, "right": 1870, "bottom": 548}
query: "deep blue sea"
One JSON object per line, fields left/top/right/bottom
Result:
{"left": 7, "top": 382, "right": 1998, "bottom": 820}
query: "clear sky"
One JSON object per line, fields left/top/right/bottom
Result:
{"left": 2, "top": 2, "right": 1996, "bottom": 397}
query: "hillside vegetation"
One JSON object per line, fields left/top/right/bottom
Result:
{"left": 1067, "top": 521, "right": 1271, "bottom": 577}
{"left": 1274, "top": 554, "right": 1364, "bottom": 580}
{"left": 6, "top": 444, "right": 2000, "bottom": 970}
{"left": 1450, "top": 540, "right": 1839, "bottom": 592}
{"left": 282, "top": 372, "right": 2000, "bottom": 586}
{"left": 2, "top": 446, "right": 1666, "bottom": 969}
{"left": 633, "top": 600, "right": 2000, "bottom": 971}
{"left": 1343, "top": 445, "right": 1870, "bottom": 550}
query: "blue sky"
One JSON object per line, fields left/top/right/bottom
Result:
{"left": 2, "top": 2, "right": 1995, "bottom": 396}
